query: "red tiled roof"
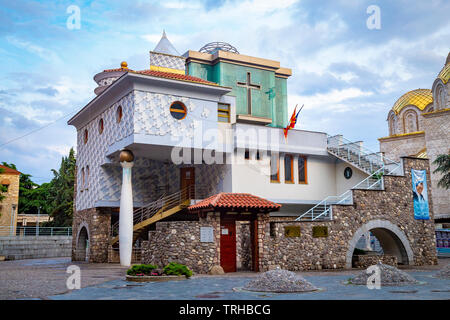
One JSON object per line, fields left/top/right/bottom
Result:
{"left": 134, "top": 70, "right": 218, "bottom": 86}
{"left": 102, "top": 68, "right": 218, "bottom": 86}
{"left": 0, "top": 165, "right": 20, "bottom": 175}
{"left": 188, "top": 193, "right": 281, "bottom": 212}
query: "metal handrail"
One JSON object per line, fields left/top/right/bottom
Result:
{"left": 295, "top": 158, "right": 402, "bottom": 222}
{"left": 111, "top": 185, "right": 210, "bottom": 237}
{"left": 327, "top": 134, "right": 399, "bottom": 173}
{"left": 0, "top": 226, "right": 72, "bottom": 237}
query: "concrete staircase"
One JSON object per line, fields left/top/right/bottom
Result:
{"left": 0, "top": 236, "right": 72, "bottom": 260}
{"left": 110, "top": 187, "right": 193, "bottom": 246}
{"left": 296, "top": 134, "right": 402, "bottom": 221}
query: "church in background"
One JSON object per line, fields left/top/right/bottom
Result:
{"left": 379, "top": 52, "right": 450, "bottom": 227}
{"left": 68, "top": 32, "right": 438, "bottom": 272}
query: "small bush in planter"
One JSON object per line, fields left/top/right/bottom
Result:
{"left": 163, "top": 262, "right": 193, "bottom": 278}
{"left": 126, "top": 264, "right": 158, "bottom": 276}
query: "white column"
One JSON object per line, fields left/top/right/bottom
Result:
{"left": 119, "top": 161, "right": 134, "bottom": 267}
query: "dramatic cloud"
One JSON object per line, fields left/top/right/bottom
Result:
{"left": 0, "top": 0, "right": 449, "bottom": 182}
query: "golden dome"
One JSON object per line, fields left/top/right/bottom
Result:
{"left": 437, "top": 63, "right": 450, "bottom": 84}
{"left": 120, "top": 61, "right": 128, "bottom": 69}
{"left": 392, "top": 89, "right": 433, "bottom": 114}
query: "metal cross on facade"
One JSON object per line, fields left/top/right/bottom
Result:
{"left": 237, "top": 72, "right": 261, "bottom": 114}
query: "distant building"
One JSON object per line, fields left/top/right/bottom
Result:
{"left": 379, "top": 52, "right": 450, "bottom": 224}
{"left": 0, "top": 165, "right": 20, "bottom": 236}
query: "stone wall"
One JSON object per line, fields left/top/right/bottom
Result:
{"left": 71, "top": 207, "right": 112, "bottom": 263}
{"left": 423, "top": 109, "right": 450, "bottom": 220}
{"left": 236, "top": 221, "right": 252, "bottom": 271}
{"left": 354, "top": 255, "right": 397, "bottom": 269}
{"left": 0, "top": 172, "right": 20, "bottom": 234}
{"left": 379, "top": 132, "right": 425, "bottom": 162}
{"left": 261, "top": 157, "right": 438, "bottom": 271}
{"left": 141, "top": 212, "right": 220, "bottom": 274}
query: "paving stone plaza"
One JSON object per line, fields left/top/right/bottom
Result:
{"left": 0, "top": 257, "right": 448, "bottom": 300}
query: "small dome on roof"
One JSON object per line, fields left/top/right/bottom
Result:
{"left": 153, "top": 30, "right": 180, "bottom": 56}
{"left": 199, "top": 42, "right": 239, "bottom": 54}
{"left": 392, "top": 89, "right": 433, "bottom": 114}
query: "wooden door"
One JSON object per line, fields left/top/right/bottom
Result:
{"left": 220, "top": 220, "right": 236, "bottom": 272}
{"left": 180, "top": 167, "right": 195, "bottom": 199}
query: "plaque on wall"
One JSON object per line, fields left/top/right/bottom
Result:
{"left": 284, "top": 226, "right": 301, "bottom": 237}
{"left": 200, "top": 227, "right": 214, "bottom": 242}
{"left": 312, "top": 226, "right": 328, "bottom": 238}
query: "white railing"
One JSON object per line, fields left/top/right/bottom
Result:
{"left": 0, "top": 226, "right": 72, "bottom": 237}
{"left": 295, "top": 146, "right": 402, "bottom": 221}
{"left": 327, "top": 134, "right": 399, "bottom": 174}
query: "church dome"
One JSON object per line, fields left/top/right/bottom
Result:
{"left": 392, "top": 88, "right": 433, "bottom": 114}
{"left": 437, "top": 52, "right": 450, "bottom": 84}
{"left": 199, "top": 42, "right": 239, "bottom": 54}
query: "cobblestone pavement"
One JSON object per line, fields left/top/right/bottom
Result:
{"left": 0, "top": 257, "right": 448, "bottom": 300}
{"left": 0, "top": 257, "right": 128, "bottom": 300}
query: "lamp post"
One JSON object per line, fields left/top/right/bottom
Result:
{"left": 119, "top": 149, "right": 134, "bottom": 267}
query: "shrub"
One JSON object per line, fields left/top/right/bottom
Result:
{"left": 126, "top": 264, "right": 158, "bottom": 276}
{"left": 163, "top": 262, "right": 193, "bottom": 278}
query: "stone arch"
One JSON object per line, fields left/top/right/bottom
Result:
{"left": 388, "top": 112, "right": 396, "bottom": 136}
{"left": 75, "top": 222, "right": 90, "bottom": 262}
{"left": 345, "top": 219, "right": 414, "bottom": 268}
{"left": 432, "top": 78, "right": 447, "bottom": 111}
{"left": 402, "top": 109, "right": 419, "bottom": 133}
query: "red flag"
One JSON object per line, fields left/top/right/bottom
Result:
{"left": 283, "top": 104, "right": 303, "bottom": 139}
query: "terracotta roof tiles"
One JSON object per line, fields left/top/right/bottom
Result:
{"left": 188, "top": 193, "right": 281, "bottom": 212}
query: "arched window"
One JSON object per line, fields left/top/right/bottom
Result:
{"left": 86, "top": 166, "right": 89, "bottom": 190}
{"left": 388, "top": 114, "right": 396, "bottom": 136}
{"left": 437, "top": 86, "right": 447, "bottom": 110}
{"left": 117, "top": 106, "right": 123, "bottom": 123}
{"left": 403, "top": 111, "right": 418, "bottom": 133}
{"left": 83, "top": 129, "right": 88, "bottom": 144}
{"left": 169, "top": 101, "right": 187, "bottom": 120}
{"left": 98, "top": 118, "right": 104, "bottom": 134}
{"left": 81, "top": 168, "right": 85, "bottom": 192}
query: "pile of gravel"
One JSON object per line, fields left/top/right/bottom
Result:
{"left": 243, "top": 269, "right": 318, "bottom": 293}
{"left": 349, "top": 262, "right": 418, "bottom": 286}
{"left": 434, "top": 264, "right": 450, "bottom": 279}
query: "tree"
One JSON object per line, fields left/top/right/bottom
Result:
{"left": 433, "top": 153, "right": 450, "bottom": 189}
{"left": 44, "top": 148, "right": 76, "bottom": 227}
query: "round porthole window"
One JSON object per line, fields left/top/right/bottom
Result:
{"left": 169, "top": 101, "right": 187, "bottom": 120}
{"left": 344, "top": 167, "right": 353, "bottom": 179}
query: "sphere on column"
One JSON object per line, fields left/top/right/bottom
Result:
{"left": 119, "top": 149, "right": 134, "bottom": 162}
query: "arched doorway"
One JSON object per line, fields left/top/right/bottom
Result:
{"left": 346, "top": 219, "right": 414, "bottom": 268}
{"left": 75, "top": 225, "right": 90, "bottom": 262}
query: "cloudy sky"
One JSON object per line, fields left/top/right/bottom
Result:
{"left": 0, "top": 0, "right": 449, "bottom": 183}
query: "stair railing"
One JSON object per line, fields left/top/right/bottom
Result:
{"left": 327, "top": 134, "right": 399, "bottom": 174}
{"left": 110, "top": 185, "right": 212, "bottom": 237}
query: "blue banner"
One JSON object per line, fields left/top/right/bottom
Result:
{"left": 411, "top": 169, "right": 430, "bottom": 220}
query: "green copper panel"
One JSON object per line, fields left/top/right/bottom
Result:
{"left": 187, "top": 60, "right": 288, "bottom": 127}
{"left": 275, "top": 77, "right": 288, "bottom": 128}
